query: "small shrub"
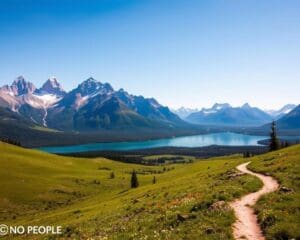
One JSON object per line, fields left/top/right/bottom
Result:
{"left": 190, "top": 200, "right": 213, "bottom": 212}
{"left": 73, "top": 210, "right": 81, "bottom": 214}
{"left": 92, "top": 179, "right": 100, "bottom": 185}
{"left": 152, "top": 176, "right": 156, "bottom": 184}
{"left": 261, "top": 214, "right": 276, "bottom": 232}
{"left": 273, "top": 229, "right": 291, "bottom": 240}
{"left": 98, "top": 167, "right": 111, "bottom": 170}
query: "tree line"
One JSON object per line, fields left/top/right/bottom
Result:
{"left": 0, "top": 137, "right": 22, "bottom": 146}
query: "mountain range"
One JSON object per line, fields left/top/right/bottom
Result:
{"left": 173, "top": 103, "right": 297, "bottom": 127}
{"left": 0, "top": 76, "right": 184, "bottom": 131}
{"left": 0, "top": 76, "right": 299, "bottom": 135}
{"left": 172, "top": 107, "right": 199, "bottom": 119}
{"left": 185, "top": 103, "right": 272, "bottom": 126}
{"left": 275, "top": 105, "right": 300, "bottom": 129}
{"left": 265, "top": 104, "right": 297, "bottom": 119}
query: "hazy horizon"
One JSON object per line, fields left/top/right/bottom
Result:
{"left": 0, "top": 0, "right": 299, "bottom": 109}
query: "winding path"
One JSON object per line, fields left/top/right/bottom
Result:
{"left": 230, "top": 162, "right": 279, "bottom": 240}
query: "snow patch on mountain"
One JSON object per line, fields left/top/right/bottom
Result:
{"left": 34, "top": 94, "right": 61, "bottom": 107}
{"left": 265, "top": 104, "right": 297, "bottom": 119}
{"left": 172, "top": 107, "right": 199, "bottom": 119}
{"left": 202, "top": 109, "right": 217, "bottom": 115}
{"left": 74, "top": 95, "right": 89, "bottom": 110}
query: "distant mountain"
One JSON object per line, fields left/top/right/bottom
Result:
{"left": 186, "top": 103, "right": 272, "bottom": 127}
{"left": 172, "top": 107, "right": 199, "bottom": 119}
{"left": 275, "top": 105, "right": 300, "bottom": 129}
{"left": 265, "top": 104, "right": 297, "bottom": 119}
{"left": 0, "top": 76, "right": 184, "bottom": 131}
{"left": 254, "top": 105, "right": 300, "bottom": 136}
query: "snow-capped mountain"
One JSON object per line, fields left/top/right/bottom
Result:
{"left": 0, "top": 76, "right": 65, "bottom": 126}
{"left": 186, "top": 103, "right": 272, "bottom": 126}
{"left": 73, "top": 77, "right": 114, "bottom": 97}
{"left": 261, "top": 104, "right": 300, "bottom": 131}
{"left": 7, "top": 76, "right": 36, "bottom": 95}
{"left": 265, "top": 104, "right": 297, "bottom": 119}
{"left": 201, "top": 103, "right": 231, "bottom": 115}
{"left": 53, "top": 77, "right": 114, "bottom": 110}
{"left": 184, "top": 103, "right": 231, "bottom": 119}
{"left": 35, "top": 77, "right": 66, "bottom": 97}
{"left": 0, "top": 76, "right": 184, "bottom": 131}
{"left": 276, "top": 105, "right": 300, "bottom": 129}
{"left": 172, "top": 107, "right": 199, "bottom": 119}
{"left": 46, "top": 77, "right": 183, "bottom": 131}
{"left": 0, "top": 76, "right": 63, "bottom": 109}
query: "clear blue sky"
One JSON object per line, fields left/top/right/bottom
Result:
{"left": 0, "top": 0, "right": 299, "bottom": 109}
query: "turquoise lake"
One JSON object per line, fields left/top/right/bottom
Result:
{"left": 38, "top": 132, "right": 267, "bottom": 154}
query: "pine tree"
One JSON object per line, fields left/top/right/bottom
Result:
{"left": 284, "top": 141, "right": 289, "bottom": 148}
{"left": 269, "top": 121, "right": 279, "bottom": 151}
{"left": 131, "top": 170, "right": 139, "bottom": 188}
{"left": 152, "top": 176, "right": 156, "bottom": 184}
{"left": 243, "top": 152, "right": 251, "bottom": 158}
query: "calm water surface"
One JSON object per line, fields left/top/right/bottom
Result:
{"left": 38, "top": 132, "right": 267, "bottom": 154}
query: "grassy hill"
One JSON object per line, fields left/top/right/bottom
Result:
{"left": 249, "top": 146, "right": 300, "bottom": 239}
{"left": 0, "top": 142, "right": 299, "bottom": 239}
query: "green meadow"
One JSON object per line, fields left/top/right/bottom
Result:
{"left": 249, "top": 146, "right": 300, "bottom": 239}
{"left": 0, "top": 142, "right": 299, "bottom": 239}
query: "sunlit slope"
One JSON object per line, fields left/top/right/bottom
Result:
{"left": 249, "top": 144, "right": 300, "bottom": 240}
{"left": 2, "top": 142, "right": 298, "bottom": 239}
{"left": 0, "top": 142, "right": 160, "bottom": 212}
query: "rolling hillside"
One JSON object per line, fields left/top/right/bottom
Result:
{"left": 0, "top": 142, "right": 299, "bottom": 239}
{"left": 249, "top": 146, "right": 300, "bottom": 239}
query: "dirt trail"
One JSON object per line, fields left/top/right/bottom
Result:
{"left": 230, "top": 162, "right": 279, "bottom": 240}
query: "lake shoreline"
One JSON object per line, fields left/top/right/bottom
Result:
{"left": 37, "top": 132, "right": 267, "bottom": 154}
{"left": 59, "top": 145, "right": 268, "bottom": 164}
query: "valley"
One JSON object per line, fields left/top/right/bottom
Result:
{"left": 0, "top": 142, "right": 299, "bottom": 239}
{"left": 0, "top": 76, "right": 299, "bottom": 148}
{"left": 0, "top": 79, "right": 298, "bottom": 239}
{"left": 1, "top": 2, "right": 299, "bottom": 239}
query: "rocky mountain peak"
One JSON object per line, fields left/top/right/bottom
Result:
{"left": 241, "top": 103, "right": 251, "bottom": 109}
{"left": 211, "top": 103, "right": 231, "bottom": 110}
{"left": 76, "top": 78, "right": 114, "bottom": 97}
{"left": 11, "top": 76, "right": 36, "bottom": 96}
{"left": 37, "top": 77, "right": 66, "bottom": 96}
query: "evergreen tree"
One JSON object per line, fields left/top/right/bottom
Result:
{"left": 269, "top": 121, "right": 279, "bottom": 151}
{"left": 1, "top": 138, "right": 21, "bottom": 146}
{"left": 284, "top": 141, "right": 289, "bottom": 148}
{"left": 131, "top": 170, "right": 139, "bottom": 188}
{"left": 152, "top": 176, "right": 156, "bottom": 184}
{"left": 243, "top": 152, "right": 251, "bottom": 158}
